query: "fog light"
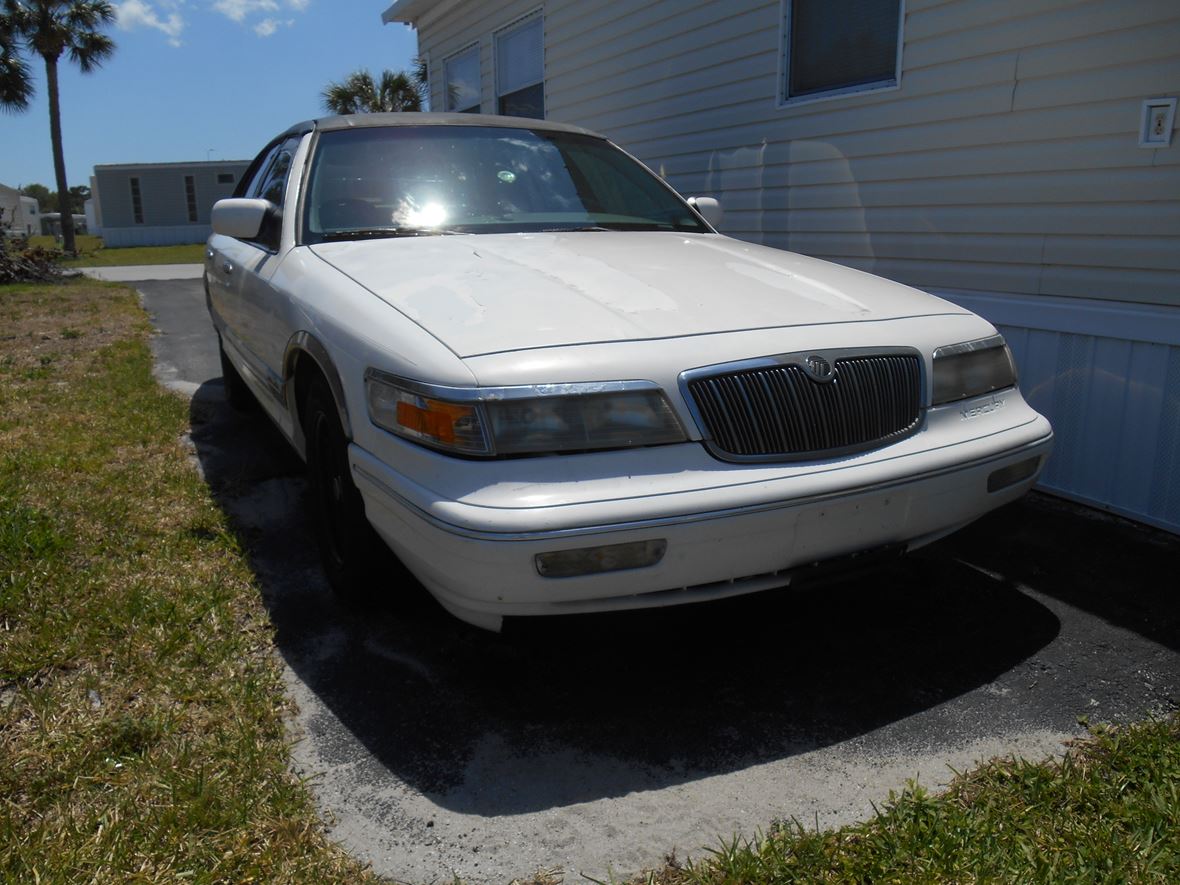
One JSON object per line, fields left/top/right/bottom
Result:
{"left": 535, "top": 539, "right": 667, "bottom": 578}
{"left": 987, "top": 457, "right": 1041, "bottom": 492}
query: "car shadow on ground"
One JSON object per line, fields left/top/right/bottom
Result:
{"left": 939, "top": 494, "right": 1180, "bottom": 655}
{"left": 188, "top": 379, "right": 1079, "bottom": 815}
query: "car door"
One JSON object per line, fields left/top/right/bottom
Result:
{"left": 209, "top": 135, "right": 302, "bottom": 407}
{"left": 207, "top": 138, "right": 280, "bottom": 364}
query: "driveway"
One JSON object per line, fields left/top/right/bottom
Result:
{"left": 138, "top": 276, "right": 1180, "bottom": 884}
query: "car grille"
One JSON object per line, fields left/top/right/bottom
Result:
{"left": 686, "top": 352, "right": 922, "bottom": 460}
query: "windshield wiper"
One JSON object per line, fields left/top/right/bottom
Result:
{"left": 319, "top": 227, "right": 466, "bottom": 241}
{"left": 540, "top": 223, "right": 684, "bottom": 233}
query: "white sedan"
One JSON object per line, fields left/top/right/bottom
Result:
{"left": 206, "top": 113, "right": 1052, "bottom": 632}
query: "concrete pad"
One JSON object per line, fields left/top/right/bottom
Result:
{"left": 76, "top": 263, "right": 204, "bottom": 281}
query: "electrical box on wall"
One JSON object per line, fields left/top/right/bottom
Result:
{"left": 1139, "top": 97, "right": 1177, "bottom": 148}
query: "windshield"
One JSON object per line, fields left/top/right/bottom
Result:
{"left": 302, "top": 125, "right": 710, "bottom": 241}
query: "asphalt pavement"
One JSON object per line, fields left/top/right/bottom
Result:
{"left": 135, "top": 275, "right": 1180, "bottom": 884}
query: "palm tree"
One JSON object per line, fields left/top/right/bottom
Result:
{"left": 321, "top": 68, "right": 423, "bottom": 115}
{"left": 0, "top": 1, "right": 115, "bottom": 255}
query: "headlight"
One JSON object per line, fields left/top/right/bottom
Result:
{"left": 365, "top": 377, "right": 490, "bottom": 455}
{"left": 931, "top": 335, "right": 1017, "bottom": 405}
{"left": 365, "top": 371, "right": 687, "bottom": 456}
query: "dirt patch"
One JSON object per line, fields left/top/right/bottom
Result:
{"left": 0, "top": 280, "right": 144, "bottom": 377}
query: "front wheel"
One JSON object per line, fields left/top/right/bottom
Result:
{"left": 302, "top": 377, "right": 390, "bottom": 604}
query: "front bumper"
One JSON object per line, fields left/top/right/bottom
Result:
{"left": 351, "top": 409, "right": 1053, "bottom": 631}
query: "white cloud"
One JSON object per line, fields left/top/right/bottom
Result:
{"left": 115, "top": 0, "right": 186, "bottom": 46}
{"left": 213, "top": 0, "right": 308, "bottom": 27}
{"left": 253, "top": 16, "right": 294, "bottom": 37}
{"left": 212, "top": 0, "right": 276, "bottom": 23}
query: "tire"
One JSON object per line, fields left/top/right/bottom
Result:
{"left": 302, "top": 376, "right": 393, "bottom": 605}
{"left": 218, "top": 336, "right": 257, "bottom": 412}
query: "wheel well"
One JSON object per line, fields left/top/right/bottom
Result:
{"left": 285, "top": 342, "right": 353, "bottom": 445}
{"left": 292, "top": 352, "right": 318, "bottom": 418}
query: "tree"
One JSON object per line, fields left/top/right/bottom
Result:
{"left": 321, "top": 68, "right": 423, "bottom": 115}
{"left": 0, "top": 1, "right": 116, "bottom": 254}
{"left": 65, "top": 182, "right": 87, "bottom": 214}
{"left": 22, "top": 182, "right": 86, "bottom": 214}
{"left": 21, "top": 181, "right": 54, "bottom": 211}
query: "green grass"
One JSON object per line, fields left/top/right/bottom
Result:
{"left": 0, "top": 279, "right": 375, "bottom": 883}
{"left": 26, "top": 235, "right": 205, "bottom": 267}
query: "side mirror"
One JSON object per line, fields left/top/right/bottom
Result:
{"left": 211, "top": 198, "right": 273, "bottom": 240}
{"left": 687, "top": 196, "right": 723, "bottom": 229}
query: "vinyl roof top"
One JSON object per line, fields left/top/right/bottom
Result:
{"left": 278, "top": 112, "right": 602, "bottom": 140}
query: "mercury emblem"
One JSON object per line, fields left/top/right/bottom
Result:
{"left": 804, "top": 354, "right": 835, "bottom": 382}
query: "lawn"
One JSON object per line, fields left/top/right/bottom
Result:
{"left": 0, "top": 279, "right": 374, "bottom": 883}
{"left": 1, "top": 279, "right": 1176, "bottom": 883}
{"left": 26, "top": 235, "right": 205, "bottom": 267}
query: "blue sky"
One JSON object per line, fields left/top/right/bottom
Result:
{"left": 0, "top": 1, "right": 418, "bottom": 190}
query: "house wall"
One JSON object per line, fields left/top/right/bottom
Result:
{"left": 93, "top": 162, "right": 249, "bottom": 247}
{"left": 19, "top": 197, "right": 40, "bottom": 236}
{"left": 0, "top": 184, "right": 22, "bottom": 234}
{"left": 417, "top": 0, "right": 543, "bottom": 113}
{"left": 400, "top": 0, "right": 1180, "bottom": 531}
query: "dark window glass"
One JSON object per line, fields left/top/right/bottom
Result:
{"left": 259, "top": 152, "right": 293, "bottom": 205}
{"left": 497, "top": 15, "right": 543, "bottom": 118}
{"left": 498, "top": 82, "right": 544, "bottom": 119}
{"left": 130, "top": 177, "right": 143, "bottom": 224}
{"left": 786, "top": 0, "right": 900, "bottom": 99}
{"left": 185, "top": 175, "right": 198, "bottom": 223}
{"left": 242, "top": 142, "right": 284, "bottom": 200}
{"left": 445, "top": 45, "right": 480, "bottom": 112}
{"left": 303, "top": 125, "right": 708, "bottom": 241}
{"left": 217, "top": 173, "right": 235, "bottom": 185}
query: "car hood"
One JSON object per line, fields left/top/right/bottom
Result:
{"left": 308, "top": 232, "right": 968, "bottom": 358}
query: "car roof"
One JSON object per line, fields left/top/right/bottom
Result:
{"left": 276, "top": 112, "right": 604, "bottom": 141}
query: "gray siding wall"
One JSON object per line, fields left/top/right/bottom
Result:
{"left": 94, "top": 162, "right": 249, "bottom": 234}
{"left": 408, "top": 0, "right": 1180, "bottom": 531}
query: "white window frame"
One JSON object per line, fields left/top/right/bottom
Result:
{"left": 493, "top": 9, "right": 544, "bottom": 118}
{"left": 443, "top": 42, "right": 481, "bottom": 113}
{"left": 777, "top": 0, "right": 905, "bottom": 109}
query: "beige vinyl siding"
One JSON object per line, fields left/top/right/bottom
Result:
{"left": 422, "top": 0, "right": 542, "bottom": 113}
{"left": 542, "top": 0, "right": 1180, "bottom": 308}
{"left": 407, "top": 0, "right": 1178, "bottom": 305}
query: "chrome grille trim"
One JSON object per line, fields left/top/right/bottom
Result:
{"left": 681, "top": 348, "right": 924, "bottom": 462}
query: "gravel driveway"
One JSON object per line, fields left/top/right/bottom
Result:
{"left": 139, "top": 276, "right": 1180, "bottom": 884}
